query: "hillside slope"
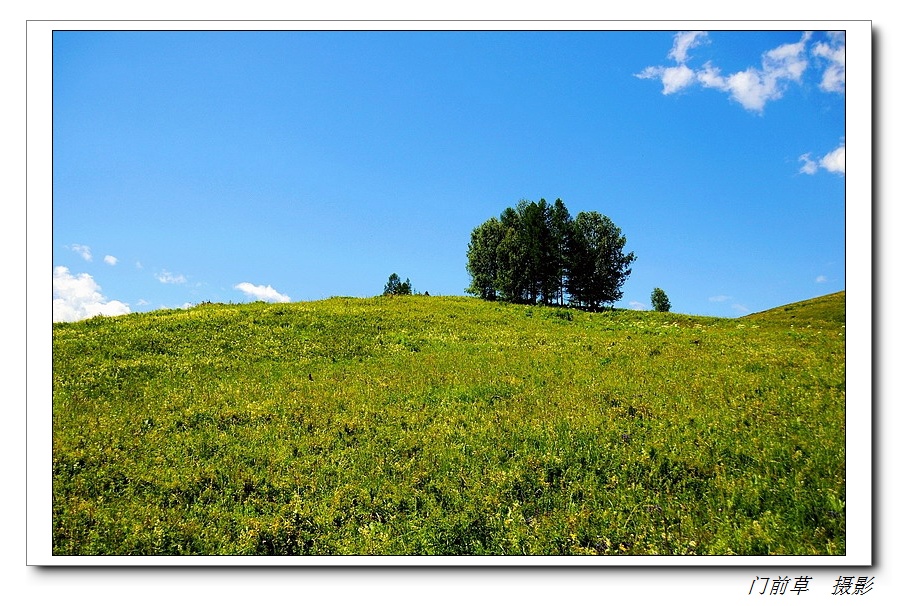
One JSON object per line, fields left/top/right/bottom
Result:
{"left": 52, "top": 294, "right": 846, "bottom": 556}
{"left": 744, "top": 291, "right": 846, "bottom": 327}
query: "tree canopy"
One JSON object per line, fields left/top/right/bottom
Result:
{"left": 383, "top": 273, "right": 412, "bottom": 296}
{"left": 651, "top": 288, "right": 671, "bottom": 312}
{"left": 466, "top": 199, "right": 635, "bottom": 310}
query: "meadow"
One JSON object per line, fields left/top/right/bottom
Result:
{"left": 51, "top": 292, "right": 846, "bottom": 555}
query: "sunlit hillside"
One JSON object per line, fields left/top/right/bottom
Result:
{"left": 52, "top": 294, "right": 846, "bottom": 556}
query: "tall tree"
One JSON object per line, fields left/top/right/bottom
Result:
{"left": 465, "top": 217, "right": 504, "bottom": 301}
{"left": 494, "top": 224, "right": 527, "bottom": 303}
{"left": 516, "top": 199, "right": 549, "bottom": 304}
{"left": 566, "top": 212, "right": 636, "bottom": 311}
{"left": 547, "top": 198, "right": 572, "bottom": 305}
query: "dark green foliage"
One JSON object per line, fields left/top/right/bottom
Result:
{"left": 465, "top": 199, "right": 634, "bottom": 310}
{"left": 546, "top": 199, "right": 573, "bottom": 305}
{"left": 565, "top": 212, "right": 636, "bottom": 311}
{"left": 384, "top": 273, "right": 412, "bottom": 296}
{"left": 651, "top": 288, "right": 672, "bottom": 312}
{"left": 464, "top": 218, "right": 504, "bottom": 301}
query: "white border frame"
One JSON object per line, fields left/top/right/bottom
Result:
{"left": 27, "top": 19, "right": 873, "bottom": 567}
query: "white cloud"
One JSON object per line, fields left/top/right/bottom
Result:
{"left": 696, "top": 63, "right": 726, "bottom": 89}
{"left": 820, "top": 144, "right": 845, "bottom": 174}
{"left": 104, "top": 255, "right": 118, "bottom": 266}
{"left": 731, "top": 303, "right": 750, "bottom": 315}
{"left": 816, "top": 275, "right": 828, "bottom": 283}
{"left": 638, "top": 31, "right": 840, "bottom": 113}
{"left": 660, "top": 64, "right": 697, "bottom": 95}
{"left": 798, "top": 152, "right": 818, "bottom": 175}
{"left": 799, "top": 144, "right": 845, "bottom": 176}
{"left": 813, "top": 31, "right": 845, "bottom": 93}
{"left": 156, "top": 270, "right": 187, "bottom": 284}
{"left": 721, "top": 67, "right": 781, "bottom": 113}
{"left": 629, "top": 301, "right": 647, "bottom": 311}
{"left": 135, "top": 261, "right": 143, "bottom": 270}
{"left": 762, "top": 32, "right": 811, "bottom": 81}
{"left": 726, "top": 32, "right": 810, "bottom": 112}
{"left": 635, "top": 66, "right": 661, "bottom": 80}
{"left": 53, "top": 266, "right": 131, "bottom": 322}
{"left": 636, "top": 64, "right": 697, "bottom": 95}
{"left": 70, "top": 244, "right": 92, "bottom": 261}
{"left": 705, "top": 32, "right": 810, "bottom": 113}
{"left": 668, "top": 31, "right": 708, "bottom": 64}
{"left": 235, "top": 282, "right": 291, "bottom": 303}
{"left": 136, "top": 299, "right": 150, "bottom": 306}
{"left": 709, "top": 295, "right": 732, "bottom": 303}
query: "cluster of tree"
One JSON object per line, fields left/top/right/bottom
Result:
{"left": 465, "top": 199, "right": 636, "bottom": 311}
{"left": 383, "top": 273, "right": 413, "bottom": 295}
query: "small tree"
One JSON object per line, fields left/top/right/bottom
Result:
{"left": 384, "top": 273, "right": 412, "bottom": 296}
{"left": 651, "top": 288, "right": 671, "bottom": 312}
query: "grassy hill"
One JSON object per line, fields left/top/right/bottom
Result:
{"left": 52, "top": 294, "right": 846, "bottom": 556}
{"left": 744, "top": 290, "right": 846, "bottom": 327}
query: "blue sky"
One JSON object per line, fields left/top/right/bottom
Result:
{"left": 52, "top": 29, "right": 846, "bottom": 321}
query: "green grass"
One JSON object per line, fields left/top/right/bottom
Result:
{"left": 743, "top": 291, "right": 846, "bottom": 327}
{"left": 52, "top": 292, "right": 846, "bottom": 555}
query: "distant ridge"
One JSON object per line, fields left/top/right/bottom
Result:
{"left": 743, "top": 291, "right": 846, "bottom": 326}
